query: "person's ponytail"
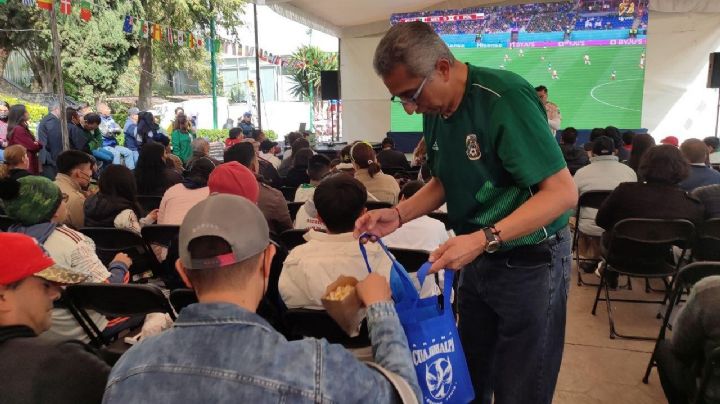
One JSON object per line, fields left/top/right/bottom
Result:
{"left": 368, "top": 161, "right": 381, "bottom": 178}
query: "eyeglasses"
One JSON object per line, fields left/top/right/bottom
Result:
{"left": 390, "top": 75, "right": 430, "bottom": 106}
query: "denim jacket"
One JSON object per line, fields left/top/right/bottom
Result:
{"left": 103, "top": 301, "right": 421, "bottom": 403}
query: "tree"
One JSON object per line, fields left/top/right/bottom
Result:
{"left": 286, "top": 45, "right": 338, "bottom": 119}
{"left": 136, "top": 0, "right": 244, "bottom": 109}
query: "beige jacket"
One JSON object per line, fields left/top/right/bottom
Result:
{"left": 354, "top": 169, "right": 400, "bottom": 205}
{"left": 54, "top": 173, "right": 86, "bottom": 229}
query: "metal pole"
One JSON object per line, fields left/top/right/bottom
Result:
{"left": 49, "top": 5, "right": 68, "bottom": 150}
{"left": 210, "top": 16, "right": 218, "bottom": 129}
{"left": 715, "top": 88, "right": 720, "bottom": 138}
{"left": 253, "top": 3, "right": 262, "bottom": 131}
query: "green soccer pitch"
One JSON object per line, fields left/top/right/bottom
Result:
{"left": 390, "top": 45, "right": 647, "bottom": 131}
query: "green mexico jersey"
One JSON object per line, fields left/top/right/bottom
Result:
{"left": 424, "top": 64, "right": 570, "bottom": 249}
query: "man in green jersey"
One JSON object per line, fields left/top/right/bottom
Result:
{"left": 355, "top": 22, "right": 577, "bottom": 404}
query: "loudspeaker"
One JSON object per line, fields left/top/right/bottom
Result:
{"left": 320, "top": 70, "right": 340, "bottom": 100}
{"left": 708, "top": 52, "right": 720, "bottom": 88}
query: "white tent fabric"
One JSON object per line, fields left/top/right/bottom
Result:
{"left": 650, "top": 0, "right": 720, "bottom": 13}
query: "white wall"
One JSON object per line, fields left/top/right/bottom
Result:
{"left": 642, "top": 11, "right": 720, "bottom": 141}
{"left": 340, "top": 36, "right": 391, "bottom": 143}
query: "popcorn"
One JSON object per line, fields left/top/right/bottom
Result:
{"left": 326, "top": 285, "right": 355, "bottom": 301}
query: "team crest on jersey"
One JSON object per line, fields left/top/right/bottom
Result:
{"left": 466, "top": 134, "right": 481, "bottom": 160}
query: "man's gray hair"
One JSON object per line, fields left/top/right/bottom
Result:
{"left": 47, "top": 100, "right": 60, "bottom": 111}
{"left": 192, "top": 138, "right": 209, "bottom": 154}
{"left": 373, "top": 21, "right": 455, "bottom": 78}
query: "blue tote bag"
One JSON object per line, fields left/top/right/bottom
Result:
{"left": 359, "top": 238, "right": 474, "bottom": 404}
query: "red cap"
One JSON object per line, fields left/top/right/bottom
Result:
{"left": 0, "top": 233, "right": 85, "bottom": 285}
{"left": 208, "top": 162, "right": 260, "bottom": 203}
{"left": 660, "top": 136, "right": 679, "bottom": 147}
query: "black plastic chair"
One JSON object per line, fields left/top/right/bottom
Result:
{"left": 169, "top": 288, "right": 198, "bottom": 313}
{"left": 282, "top": 308, "right": 370, "bottom": 348}
{"left": 0, "top": 214, "right": 17, "bottom": 232}
{"left": 137, "top": 195, "right": 162, "bottom": 213}
{"left": 643, "top": 261, "right": 720, "bottom": 383}
{"left": 287, "top": 202, "right": 304, "bottom": 222}
{"left": 428, "top": 212, "right": 451, "bottom": 231}
{"left": 79, "top": 227, "right": 160, "bottom": 280}
{"left": 572, "top": 190, "right": 613, "bottom": 286}
{"left": 381, "top": 166, "right": 407, "bottom": 177}
{"left": 278, "top": 229, "right": 308, "bottom": 250}
{"left": 366, "top": 201, "right": 392, "bottom": 211}
{"left": 591, "top": 218, "right": 695, "bottom": 340}
{"left": 64, "top": 283, "right": 176, "bottom": 347}
{"left": 388, "top": 247, "right": 429, "bottom": 273}
{"left": 280, "top": 186, "right": 298, "bottom": 202}
{"left": 693, "top": 218, "right": 720, "bottom": 261}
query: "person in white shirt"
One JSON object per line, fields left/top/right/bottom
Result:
{"left": 383, "top": 180, "right": 449, "bottom": 252}
{"left": 259, "top": 139, "right": 281, "bottom": 170}
{"left": 280, "top": 174, "right": 435, "bottom": 309}
{"left": 294, "top": 154, "right": 331, "bottom": 203}
{"left": 573, "top": 136, "right": 637, "bottom": 271}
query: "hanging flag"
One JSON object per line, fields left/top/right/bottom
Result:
{"left": 141, "top": 20, "right": 150, "bottom": 39}
{"left": 60, "top": 0, "right": 71, "bottom": 14}
{"left": 122, "top": 15, "right": 134, "bottom": 34}
{"left": 187, "top": 32, "right": 195, "bottom": 48}
{"left": 176, "top": 30, "right": 185, "bottom": 47}
{"left": 22, "top": 0, "right": 35, "bottom": 5}
{"left": 0, "top": 0, "right": 6, "bottom": 5}
{"left": 37, "top": 0, "right": 52, "bottom": 10}
{"left": 80, "top": 0, "right": 93, "bottom": 21}
{"left": 214, "top": 39, "right": 221, "bottom": 53}
{"left": 166, "top": 27, "right": 174, "bottom": 44}
{"left": 152, "top": 24, "right": 162, "bottom": 41}
{"left": 196, "top": 36, "right": 204, "bottom": 49}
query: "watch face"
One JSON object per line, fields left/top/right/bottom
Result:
{"left": 486, "top": 240, "right": 501, "bottom": 253}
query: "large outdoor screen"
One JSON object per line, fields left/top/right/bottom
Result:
{"left": 390, "top": 0, "right": 649, "bottom": 131}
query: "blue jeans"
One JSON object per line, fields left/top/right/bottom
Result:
{"left": 458, "top": 226, "right": 571, "bottom": 404}
{"left": 104, "top": 146, "right": 135, "bottom": 169}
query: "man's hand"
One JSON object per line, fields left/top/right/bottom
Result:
{"left": 428, "top": 232, "right": 486, "bottom": 273}
{"left": 356, "top": 273, "right": 392, "bottom": 307}
{"left": 353, "top": 208, "right": 401, "bottom": 241}
{"left": 145, "top": 209, "right": 159, "bottom": 223}
{"left": 111, "top": 252, "right": 133, "bottom": 268}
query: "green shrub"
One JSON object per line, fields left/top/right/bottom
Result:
{"left": 196, "top": 129, "right": 228, "bottom": 142}
{"left": 1, "top": 95, "right": 48, "bottom": 124}
{"left": 265, "top": 129, "right": 277, "bottom": 141}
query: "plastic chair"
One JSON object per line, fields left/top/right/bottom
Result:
{"left": 278, "top": 229, "right": 308, "bottom": 250}
{"left": 282, "top": 308, "right": 370, "bottom": 348}
{"left": 693, "top": 218, "right": 720, "bottom": 261}
{"left": 366, "top": 201, "right": 392, "bottom": 211}
{"left": 79, "top": 227, "right": 160, "bottom": 279}
{"left": 0, "top": 214, "right": 17, "bottom": 232}
{"left": 643, "top": 261, "right": 720, "bottom": 383}
{"left": 428, "top": 212, "right": 451, "bottom": 231}
{"left": 591, "top": 218, "right": 695, "bottom": 340}
{"left": 64, "top": 283, "right": 176, "bottom": 347}
{"left": 280, "top": 186, "right": 298, "bottom": 202}
{"left": 287, "top": 202, "right": 304, "bottom": 222}
{"left": 137, "top": 195, "right": 162, "bottom": 213}
{"left": 169, "top": 288, "right": 198, "bottom": 313}
{"left": 572, "top": 190, "right": 613, "bottom": 286}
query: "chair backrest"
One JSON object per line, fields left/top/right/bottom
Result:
{"left": 605, "top": 218, "right": 695, "bottom": 275}
{"left": 388, "top": 247, "right": 430, "bottom": 273}
{"left": 169, "top": 288, "right": 198, "bottom": 313}
{"left": 141, "top": 224, "right": 180, "bottom": 246}
{"left": 65, "top": 283, "right": 176, "bottom": 320}
{"left": 366, "top": 201, "right": 392, "bottom": 211}
{"left": 287, "top": 202, "right": 304, "bottom": 222}
{"left": 282, "top": 308, "right": 370, "bottom": 348}
{"left": 279, "top": 229, "right": 308, "bottom": 250}
{"left": 0, "top": 215, "right": 17, "bottom": 232}
{"left": 137, "top": 195, "right": 162, "bottom": 213}
{"left": 381, "top": 166, "right": 406, "bottom": 177}
{"left": 427, "top": 212, "right": 451, "bottom": 230}
{"left": 280, "top": 186, "right": 298, "bottom": 202}
{"left": 695, "top": 219, "right": 720, "bottom": 261}
{"left": 79, "top": 227, "right": 160, "bottom": 276}
{"left": 676, "top": 261, "right": 720, "bottom": 289}
{"left": 578, "top": 190, "right": 613, "bottom": 210}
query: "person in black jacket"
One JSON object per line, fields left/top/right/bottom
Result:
{"left": 376, "top": 137, "right": 410, "bottom": 171}
{"left": 37, "top": 101, "right": 63, "bottom": 180}
{"left": 596, "top": 145, "right": 704, "bottom": 288}
{"left": 0, "top": 232, "right": 110, "bottom": 404}
{"left": 559, "top": 127, "right": 589, "bottom": 175}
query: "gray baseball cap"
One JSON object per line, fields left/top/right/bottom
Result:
{"left": 179, "top": 194, "right": 270, "bottom": 270}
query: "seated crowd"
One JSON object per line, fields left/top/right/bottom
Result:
{"left": 6, "top": 106, "right": 720, "bottom": 404}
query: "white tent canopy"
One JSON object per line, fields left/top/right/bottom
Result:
{"left": 256, "top": 0, "right": 720, "bottom": 142}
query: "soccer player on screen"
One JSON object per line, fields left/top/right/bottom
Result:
{"left": 611, "top": 70, "right": 617, "bottom": 80}
{"left": 519, "top": 49, "right": 524, "bottom": 57}
{"left": 504, "top": 54, "right": 511, "bottom": 63}
{"left": 640, "top": 53, "right": 646, "bottom": 69}
{"left": 552, "top": 69, "right": 559, "bottom": 80}
{"left": 584, "top": 54, "right": 591, "bottom": 65}
{"left": 547, "top": 63, "right": 552, "bottom": 71}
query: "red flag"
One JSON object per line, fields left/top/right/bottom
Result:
{"left": 37, "top": 0, "right": 52, "bottom": 10}
{"left": 60, "top": 0, "right": 71, "bottom": 15}
{"left": 80, "top": 0, "right": 93, "bottom": 22}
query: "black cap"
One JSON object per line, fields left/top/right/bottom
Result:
{"left": 592, "top": 136, "right": 615, "bottom": 156}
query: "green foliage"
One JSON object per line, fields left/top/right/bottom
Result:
{"left": 196, "top": 128, "right": 228, "bottom": 142}
{"left": 265, "top": 129, "right": 277, "bottom": 141}
{"left": 0, "top": 94, "right": 48, "bottom": 124}
{"left": 286, "top": 46, "right": 338, "bottom": 101}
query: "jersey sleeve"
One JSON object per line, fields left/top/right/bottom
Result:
{"left": 490, "top": 86, "right": 567, "bottom": 188}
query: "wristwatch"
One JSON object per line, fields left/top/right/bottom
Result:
{"left": 482, "top": 227, "right": 503, "bottom": 253}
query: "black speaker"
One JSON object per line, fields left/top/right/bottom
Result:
{"left": 320, "top": 70, "right": 339, "bottom": 100}
{"left": 709, "top": 52, "right": 720, "bottom": 88}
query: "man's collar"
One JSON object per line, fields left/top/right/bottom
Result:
{"left": 691, "top": 163, "right": 708, "bottom": 167}
{"left": 304, "top": 229, "right": 354, "bottom": 242}
{"left": 590, "top": 155, "right": 619, "bottom": 162}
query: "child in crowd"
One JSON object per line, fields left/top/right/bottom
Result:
{"left": 171, "top": 114, "right": 193, "bottom": 166}
{"left": 294, "top": 154, "right": 331, "bottom": 202}
{"left": 225, "top": 128, "right": 244, "bottom": 149}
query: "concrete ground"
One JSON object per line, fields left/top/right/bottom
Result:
{"left": 554, "top": 270, "right": 669, "bottom": 403}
